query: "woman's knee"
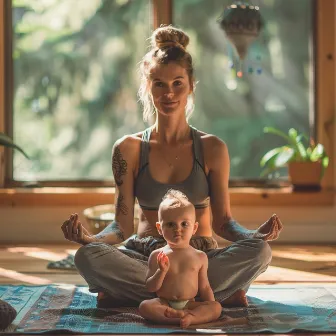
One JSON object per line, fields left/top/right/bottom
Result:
{"left": 74, "top": 242, "right": 118, "bottom": 272}
{"left": 250, "top": 239, "right": 272, "bottom": 266}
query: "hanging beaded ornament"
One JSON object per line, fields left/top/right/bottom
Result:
{"left": 218, "top": 1, "right": 264, "bottom": 77}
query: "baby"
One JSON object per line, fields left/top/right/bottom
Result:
{"left": 138, "top": 189, "right": 222, "bottom": 329}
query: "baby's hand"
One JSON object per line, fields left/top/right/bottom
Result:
{"left": 157, "top": 251, "right": 170, "bottom": 273}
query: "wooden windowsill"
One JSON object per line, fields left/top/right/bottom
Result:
{"left": 0, "top": 187, "right": 334, "bottom": 207}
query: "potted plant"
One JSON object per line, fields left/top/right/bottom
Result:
{"left": 0, "top": 132, "right": 30, "bottom": 159}
{"left": 260, "top": 127, "right": 329, "bottom": 191}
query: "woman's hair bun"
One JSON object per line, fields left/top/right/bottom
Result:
{"left": 151, "top": 25, "right": 190, "bottom": 51}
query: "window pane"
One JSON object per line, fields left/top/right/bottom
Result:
{"left": 12, "top": 0, "right": 151, "bottom": 181}
{"left": 173, "top": 0, "right": 313, "bottom": 179}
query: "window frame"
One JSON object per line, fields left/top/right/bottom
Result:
{"left": 0, "top": 0, "right": 334, "bottom": 206}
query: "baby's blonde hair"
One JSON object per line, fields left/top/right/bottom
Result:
{"left": 158, "top": 189, "right": 194, "bottom": 221}
{"left": 138, "top": 25, "right": 195, "bottom": 122}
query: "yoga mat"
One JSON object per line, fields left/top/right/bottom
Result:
{"left": 1, "top": 284, "right": 336, "bottom": 333}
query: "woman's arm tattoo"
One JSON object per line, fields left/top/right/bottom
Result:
{"left": 95, "top": 221, "right": 125, "bottom": 242}
{"left": 116, "top": 193, "right": 128, "bottom": 216}
{"left": 112, "top": 146, "right": 127, "bottom": 186}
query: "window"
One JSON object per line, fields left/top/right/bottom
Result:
{"left": 9, "top": 0, "right": 151, "bottom": 183}
{"left": 1, "top": 0, "right": 334, "bottom": 193}
{"left": 173, "top": 0, "right": 313, "bottom": 181}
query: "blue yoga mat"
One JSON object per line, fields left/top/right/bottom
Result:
{"left": 1, "top": 284, "right": 336, "bottom": 333}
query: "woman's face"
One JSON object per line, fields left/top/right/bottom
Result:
{"left": 149, "top": 62, "right": 192, "bottom": 117}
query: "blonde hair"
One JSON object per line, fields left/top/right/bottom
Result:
{"left": 138, "top": 25, "right": 195, "bottom": 122}
{"left": 158, "top": 189, "right": 195, "bottom": 221}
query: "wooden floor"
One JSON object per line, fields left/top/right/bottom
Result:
{"left": 0, "top": 243, "right": 336, "bottom": 336}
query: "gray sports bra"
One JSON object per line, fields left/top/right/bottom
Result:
{"left": 134, "top": 126, "right": 210, "bottom": 211}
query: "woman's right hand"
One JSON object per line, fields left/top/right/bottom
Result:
{"left": 61, "top": 213, "right": 95, "bottom": 245}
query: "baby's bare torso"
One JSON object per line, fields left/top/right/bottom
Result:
{"left": 155, "top": 246, "right": 204, "bottom": 301}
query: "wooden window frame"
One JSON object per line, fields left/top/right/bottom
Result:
{"left": 0, "top": 0, "right": 335, "bottom": 207}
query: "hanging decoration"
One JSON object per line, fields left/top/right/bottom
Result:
{"left": 218, "top": 1, "right": 264, "bottom": 77}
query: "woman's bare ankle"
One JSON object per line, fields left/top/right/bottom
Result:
{"left": 221, "top": 289, "right": 248, "bottom": 307}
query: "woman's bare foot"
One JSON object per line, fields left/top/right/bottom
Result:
{"left": 221, "top": 289, "right": 248, "bottom": 307}
{"left": 164, "top": 307, "right": 185, "bottom": 318}
{"left": 180, "top": 313, "right": 193, "bottom": 329}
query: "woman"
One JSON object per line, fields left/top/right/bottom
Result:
{"left": 61, "top": 25, "right": 283, "bottom": 308}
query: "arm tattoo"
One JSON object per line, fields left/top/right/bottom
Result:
{"left": 95, "top": 220, "right": 125, "bottom": 242}
{"left": 116, "top": 193, "right": 128, "bottom": 216}
{"left": 112, "top": 146, "right": 127, "bottom": 186}
{"left": 219, "top": 218, "right": 254, "bottom": 242}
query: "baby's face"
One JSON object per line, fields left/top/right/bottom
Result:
{"left": 157, "top": 205, "right": 198, "bottom": 246}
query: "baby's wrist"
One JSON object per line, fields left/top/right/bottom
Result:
{"left": 158, "top": 268, "right": 168, "bottom": 276}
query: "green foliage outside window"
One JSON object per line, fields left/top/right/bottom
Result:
{"left": 12, "top": 0, "right": 150, "bottom": 181}
{"left": 11, "top": 0, "right": 312, "bottom": 182}
{"left": 173, "top": 0, "right": 312, "bottom": 180}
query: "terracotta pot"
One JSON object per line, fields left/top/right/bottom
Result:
{"left": 288, "top": 161, "right": 323, "bottom": 191}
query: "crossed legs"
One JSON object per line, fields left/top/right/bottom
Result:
{"left": 139, "top": 298, "right": 222, "bottom": 329}
{"left": 75, "top": 239, "right": 272, "bottom": 307}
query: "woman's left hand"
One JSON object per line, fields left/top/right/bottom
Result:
{"left": 253, "top": 214, "right": 283, "bottom": 241}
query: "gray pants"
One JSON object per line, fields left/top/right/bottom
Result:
{"left": 74, "top": 237, "right": 272, "bottom": 307}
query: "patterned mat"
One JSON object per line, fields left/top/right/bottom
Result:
{"left": 1, "top": 284, "right": 336, "bottom": 333}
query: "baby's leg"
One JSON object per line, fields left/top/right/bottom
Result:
{"left": 138, "top": 298, "right": 181, "bottom": 325}
{"left": 180, "top": 301, "right": 222, "bottom": 329}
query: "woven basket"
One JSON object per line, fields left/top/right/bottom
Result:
{"left": 0, "top": 299, "right": 17, "bottom": 330}
{"left": 83, "top": 204, "right": 139, "bottom": 235}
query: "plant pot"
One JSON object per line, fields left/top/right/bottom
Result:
{"left": 288, "top": 161, "right": 323, "bottom": 191}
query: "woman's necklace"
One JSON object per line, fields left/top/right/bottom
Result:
{"left": 154, "top": 127, "right": 190, "bottom": 169}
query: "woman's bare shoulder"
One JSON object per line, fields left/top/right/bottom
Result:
{"left": 112, "top": 131, "right": 147, "bottom": 167}
{"left": 114, "top": 131, "right": 145, "bottom": 149}
{"left": 194, "top": 130, "right": 229, "bottom": 171}
{"left": 196, "top": 130, "right": 228, "bottom": 152}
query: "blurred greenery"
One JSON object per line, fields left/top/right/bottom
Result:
{"left": 174, "top": 0, "right": 312, "bottom": 179}
{"left": 12, "top": 0, "right": 150, "bottom": 181}
{"left": 11, "top": 0, "right": 312, "bottom": 182}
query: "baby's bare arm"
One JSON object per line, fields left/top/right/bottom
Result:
{"left": 145, "top": 250, "right": 167, "bottom": 292}
{"left": 198, "top": 253, "right": 215, "bottom": 301}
